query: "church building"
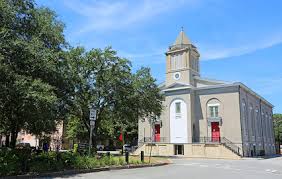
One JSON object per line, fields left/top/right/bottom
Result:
{"left": 137, "top": 30, "right": 276, "bottom": 158}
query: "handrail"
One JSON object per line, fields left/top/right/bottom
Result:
{"left": 221, "top": 137, "right": 241, "bottom": 156}
{"left": 138, "top": 136, "right": 242, "bottom": 157}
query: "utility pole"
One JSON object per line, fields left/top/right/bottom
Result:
{"left": 89, "top": 106, "right": 97, "bottom": 156}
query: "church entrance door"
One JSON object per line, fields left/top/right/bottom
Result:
{"left": 211, "top": 122, "right": 220, "bottom": 142}
{"left": 154, "top": 124, "right": 160, "bottom": 142}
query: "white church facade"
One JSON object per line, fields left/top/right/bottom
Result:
{"left": 137, "top": 30, "right": 276, "bottom": 158}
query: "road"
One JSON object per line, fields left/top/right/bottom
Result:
{"left": 52, "top": 157, "right": 282, "bottom": 179}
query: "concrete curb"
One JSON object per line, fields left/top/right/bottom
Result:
{"left": 3, "top": 163, "right": 169, "bottom": 178}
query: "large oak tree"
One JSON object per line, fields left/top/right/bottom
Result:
{"left": 0, "top": 0, "right": 72, "bottom": 147}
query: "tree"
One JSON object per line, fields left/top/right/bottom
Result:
{"left": 0, "top": 0, "right": 71, "bottom": 147}
{"left": 66, "top": 47, "right": 163, "bottom": 146}
{"left": 273, "top": 114, "right": 282, "bottom": 143}
{"left": 66, "top": 47, "right": 133, "bottom": 145}
{"left": 0, "top": 0, "right": 164, "bottom": 149}
{"left": 110, "top": 67, "right": 164, "bottom": 143}
{"left": 66, "top": 115, "right": 88, "bottom": 143}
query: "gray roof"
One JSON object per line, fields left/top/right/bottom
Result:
{"left": 174, "top": 30, "right": 191, "bottom": 45}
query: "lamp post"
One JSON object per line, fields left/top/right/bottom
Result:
{"left": 89, "top": 106, "right": 97, "bottom": 156}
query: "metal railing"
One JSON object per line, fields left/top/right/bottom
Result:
{"left": 138, "top": 136, "right": 242, "bottom": 156}
{"left": 221, "top": 137, "right": 242, "bottom": 156}
{"left": 139, "top": 137, "right": 168, "bottom": 143}
{"left": 193, "top": 137, "right": 221, "bottom": 143}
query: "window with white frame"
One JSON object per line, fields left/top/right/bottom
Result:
{"left": 209, "top": 104, "right": 219, "bottom": 118}
{"left": 175, "top": 102, "right": 181, "bottom": 114}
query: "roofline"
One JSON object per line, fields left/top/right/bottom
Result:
{"left": 234, "top": 82, "right": 274, "bottom": 108}
{"left": 161, "top": 82, "right": 274, "bottom": 108}
{"left": 158, "top": 81, "right": 166, "bottom": 88}
{"left": 162, "top": 86, "right": 191, "bottom": 92}
{"left": 194, "top": 76, "right": 230, "bottom": 84}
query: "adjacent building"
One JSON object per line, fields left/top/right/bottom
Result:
{"left": 137, "top": 30, "right": 276, "bottom": 158}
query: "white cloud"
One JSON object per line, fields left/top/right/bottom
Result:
{"left": 61, "top": 0, "right": 282, "bottom": 62}
{"left": 118, "top": 31, "right": 282, "bottom": 64}
{"left": 199, "top": 32, "right": 282, "bottom": 60}
{"left": 62, "top": 0, "right": 192, "bottom": 34}
{"left": 118, "top": 48, "right": 166, "bottom": 65}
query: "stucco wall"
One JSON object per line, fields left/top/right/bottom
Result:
{"left": 239, "top": 87, "right": 275, "bottom": 156}
{"left": 194, "top": 87, "right": 243, "bottom": 153}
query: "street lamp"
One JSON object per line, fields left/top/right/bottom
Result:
{"left": 89, "top": 105, "right": 97, "bottom": 156}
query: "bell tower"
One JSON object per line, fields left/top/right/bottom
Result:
{"left": 165, "top": 29, "right": 200, "bottom": 87}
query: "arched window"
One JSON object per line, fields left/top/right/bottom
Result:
{"left": 171, "top": 53, "right": 183, "bottom": 70}
{"left": 255, "top": 108, "right": 260, "bottom": 139}
{"left": 265, "top": 112, "right": 269, "bottom": 142}
{"left": 170, "top": 99, "right": 188, "bottom": 143}
{"left": 207, "top": 98, "right": 221, "bottom": 118}
{"left": 242, "top": 99, "right": 248, "bottom": 136}
{"left": 249, "top": 104, "right": 254, "bottom": 138}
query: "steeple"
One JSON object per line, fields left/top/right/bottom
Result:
{"left": 174, "top": 27, "right": 191, "bottom": 45}
{"left": 165, "top": 28, "right": 200, "bottom": 87}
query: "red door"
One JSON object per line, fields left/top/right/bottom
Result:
{"left": 211, "top": 122, "right": 220, "bottom": 142}
{"left": 154, "top": 124, "right": 160, "bottom": 142}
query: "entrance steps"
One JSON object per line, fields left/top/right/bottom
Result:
{"left": 133, "top": 143, "right": 241, "bottom": 159}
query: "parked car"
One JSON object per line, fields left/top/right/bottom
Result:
{"left": 104, "top": 145, "right": 116, "bottom": 151}
{"left": 123, "top": 144, "right": 132, "bottom": 152}
{"left": 15, "top": 143, "right": 31, "bottom": 149}
{"left": 96, "top": 144, "right": 104, "bottom": 151}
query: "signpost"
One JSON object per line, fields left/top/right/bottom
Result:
{"left": 89, "top": 106, "right": 97, "bottom": 156}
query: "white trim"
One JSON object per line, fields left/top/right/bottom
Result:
{"left": 207, "top": 103, "right": 220, "bottom": 107}
{"left": 173, "top": 72, "right": 181, "bottom": 80}
{"left": 170, "top": 99, "right": 188, "bottom": 143}
{"left": 162, "top": 86, "right": 191, "bottom": 92}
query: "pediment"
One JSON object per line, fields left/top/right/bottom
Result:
{"left": 164, "top": 82, "right": 191, "bottom": 89}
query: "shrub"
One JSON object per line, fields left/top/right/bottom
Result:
{"left": 73, "top": 156, "right": 99, "bottom": 169}
{"left": 130, "top": 159, "right": 141, "bottom": 165}
{"left": 0, "top": 149, "right": 21, "bottom": 176}
{"left": 101, "top": 156, "right": 111, "bottom": 166}
{"left": 60, "top": 152, "right": 77, "bottom": 168}
{"left": 73, "top": 144, "right": 78, "bottom": 153}
{"left": 118, "top": 157, "right": 125, "bottom": 165}
{"left": 0, "top": 149, "right": 143, "bottom": 176}
{"left": 110, "top": 157, "right": 119, "bottom": 165}
{"left": 29, "top": 152, "right": 64, "bottom": 172}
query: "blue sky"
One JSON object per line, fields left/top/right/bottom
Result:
{"left": 36, "top": 0, "right": 282, "bottom": 113}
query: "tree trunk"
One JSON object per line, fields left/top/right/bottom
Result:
{"left": 10, "top": 130, "right": 18, "bottom": 148}
{"left": 5, "top": 134, "right": 10, "bottom": 147}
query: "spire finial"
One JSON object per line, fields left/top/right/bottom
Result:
{"left": 181, "top": 26, "right": 184, "bottom": 32}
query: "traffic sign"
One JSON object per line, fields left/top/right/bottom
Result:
{"left": 90, "top": 108, "right": 97, "bottom": 121}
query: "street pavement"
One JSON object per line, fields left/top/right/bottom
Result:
{"left": 51, "top": 156, "right": 282, "bottom": 179}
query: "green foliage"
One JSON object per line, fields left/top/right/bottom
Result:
{"left": 118, "top": 156, "right": 126, "bottom": 165}
{"left": 0, "top": 149, "right": 21, "bottom": 176}
{"left": 66, "top": 47, "right": 164, "bottom": 144}
{"left": 0, "top": 0, "right": 163, "bottom": 148}
{"left": 130, "top": 159, "right": 141, "bottom": 165}
{"left": 0, "top": 149, "right": 145, "bottom": 176}
{"left": 73, "top": 155, "right": 99, "bottom": 169}
{"left": 0, "top": 0, "right": 72, "bottom": 147}
{"left": 29, "top": 152, "right": 63, "bottom": 172}
{"left": 73, "top": 144, "right": 78, "bottom": 153}
{"left": 273, "top": 114, "right": 282, "bottom": 142}
{"left": 66, "top": 115, "right": 88, "bottom": 142}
